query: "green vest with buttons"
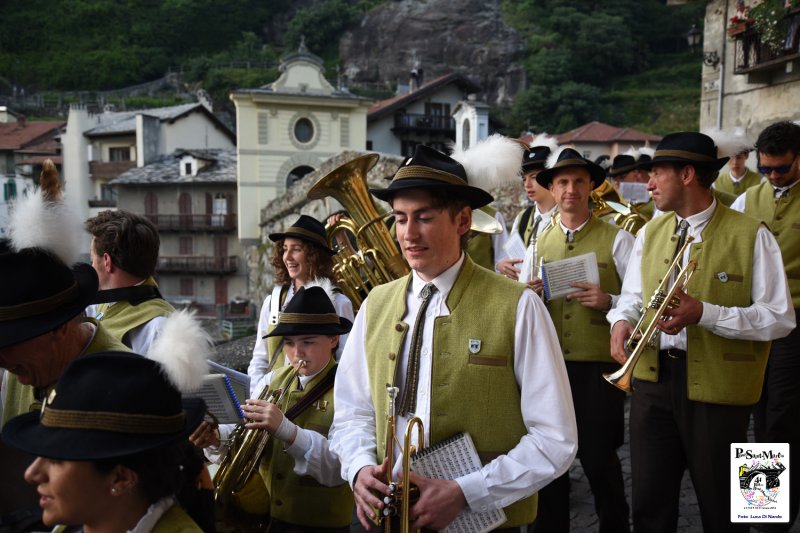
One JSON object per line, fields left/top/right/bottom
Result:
{"left": 537, "top": 215, "right": 622, "bottom": 363}
{"left": 1, "top": 318, "right": 129, "bottom": 426}
{"left": 467, "top": 206, "right": 498, "bottom": 271}
{"left": 258, "top": 358, "right": 353, "bottom": 527}
{"left": 636, "top": 206, "right": 770, "bottom": 405}
{"left": 715, "top": 168, "right": 762, "bottom": 197}
{"left": 745, "top": 182, "right": 800, "bottom": 308}
{"left": 96, "top": 278, "right": 174, "bottom": 348}
{"left": 365, "top": 257, "right": 537, "bottom": 527}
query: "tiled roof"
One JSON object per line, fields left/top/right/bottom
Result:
{"left": 557, "top": 121, "right": 662, "bottom": 144}
{"left": 111, "top": 149, "right": 236, "bottom": 186}
{"left": 368, "top": 73, "right": 481, "bottom": 122}
{"left": 83, "top": 103, "right": 234, "bottom": 142}
{"left": 0, "top": 121, "right": 64, "bottom": 150}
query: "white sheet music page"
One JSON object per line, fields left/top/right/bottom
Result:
{"left": 541, "top": 252, "right": 600, "bottom": 301}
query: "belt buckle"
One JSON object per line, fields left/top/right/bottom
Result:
{"left": 666, "top": 349, "right": 680, "bottom": 359}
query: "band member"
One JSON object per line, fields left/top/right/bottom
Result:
{"left": 608, "top": 132, "right": 795, "bottom": 533}
{"left": 192, "top": 284, "right": 354, "bottom": 531}
{"left": 1, "top": 351, "right": 208, "bottom": 533}
{"left": 250, "top": 215, "right": 353, "bottom": 395}
{"left": 607, "top": 148, "right": 655, "bottom": 222}
{"left": 732, "top": 120, "right": 800, "bottom": 529}
{"left": 531, "top": 148, "right": 634, "bottom": 533}
{"left": 497, "top": 135, "right": 558, "bottom": 280}
{"left": 329, "top": 145, "right": 577, "bottom": 531}
{"left": 711, "top": 128, "right": 762, "bottom": 196}
{"left": 85, "top": 209, "right": 174, "bottom": 352}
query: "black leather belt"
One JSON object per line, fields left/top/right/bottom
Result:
{"left": 659, "top": 349, "right": 687, "bottom": 360}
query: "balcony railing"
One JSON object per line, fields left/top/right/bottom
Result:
{"left": 157, "top": 255, "right": 239, "bottom": 274}
{"left": 145, "top": 214, "right": 237, "bottom": 232}
{"left": 733, "top": 9, "right": 800, "bottom": 74}
{"left": 89, "top": 160, "right": 136, "bottom": 181}
{"left": 393, "top": 113, "right": 455, "bottom": 133}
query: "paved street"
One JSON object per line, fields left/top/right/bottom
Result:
{"left": 569, "top": 398, "right": 799, "bottom": 532}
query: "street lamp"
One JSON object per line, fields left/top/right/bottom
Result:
{"left": 686, "top": 24, "right": 703, "bottom": 53}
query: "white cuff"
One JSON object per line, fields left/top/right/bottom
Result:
{"left": 273, "top": 415, "right": 297, "bottom": 442}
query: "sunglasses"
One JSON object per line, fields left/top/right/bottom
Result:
{"left": 758, "top": 155, "right": 797, "bottom": 176}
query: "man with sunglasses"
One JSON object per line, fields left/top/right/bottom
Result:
{"left": 732, "top": 120, "right": 800, "bottom": 530}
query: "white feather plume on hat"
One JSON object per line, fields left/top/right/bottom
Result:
{"left": 8, "top": 162, "right": 82, "bottom": 266}
{"left": 450, "top": 133, "right": 524, "bottom": 189}
{"left": 530, "top": 133, "right": 559, "bottom": 153}
{"left": 623, "top": 146, "right": 642, "bottom": 159}
{"left": 546, "top": 145, "right": 575, "bottom": 170}
{"left": 304, "top": 277, "right": 336, "bottom": 305}
{"left": 702, "top": 127, "right": 752, "bottom": 158}
{"left": 638, "top": 146, "right": 655, "bottom": 159}
{"left": 146, "top": 309, "right": 214, "bottom": 393}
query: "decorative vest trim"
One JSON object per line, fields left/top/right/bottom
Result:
{"left": 364, "top": 257, "right": 537, "bottom": 526}
{"left": 537, "top": 216, "right": 622, "bottom": 362}
{"left": 97, "top": 278, "right": 174, "bottom": 347}
{"left": 259, "top": 358, "right": 352, "bottom": 527}
{"left": 745, "top": 182, "right": 800, "bottom": 307}
{"left": 467, "top": 206, "right": 497, "bottom": 271}
{"left": 1, "top": 319, "right": 130, "bottom": 426}
{"left": 637, "top": 205, "right": 770, "bottom": 405}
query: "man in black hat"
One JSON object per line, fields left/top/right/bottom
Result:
{"left": 530, "top": 148, "right": 634, "bottom": 533}
{"left": 496, "top": 137, "right": 558, "bottom": 281}
{"left": 732, "top": 120, "right": 800, "bottom": 530}
{"left": 330, "top": 145, "right": 577, "bottom": 532}
{"left": 608, "top": 131, "right": 795, "bottom": 533}
{"left": 84, "top": 209, "right": 174, "bottom": 353}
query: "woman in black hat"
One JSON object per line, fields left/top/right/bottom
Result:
{"left": 1, "top": 352, "right": 207, "bottom": 533}
{"left": 249, "top": 215, "right": 354, "bottom": 396}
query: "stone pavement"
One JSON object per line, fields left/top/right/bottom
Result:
{"left": 568, "top": 397, "right": 799, "bottom": 532}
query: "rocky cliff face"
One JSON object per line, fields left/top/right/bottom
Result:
{"left": 339, "top": 0, "right": 527, "bottom": 105}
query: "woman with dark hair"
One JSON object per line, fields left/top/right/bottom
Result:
{"left": 1, "top": 351, "right": 208, "bottom": 533}
{"left": 248, "top": 215, "right": 353, "bottom": 396}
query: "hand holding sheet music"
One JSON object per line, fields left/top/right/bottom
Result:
{"left": 540, "top": 252, "right": 600, "bottom": 301}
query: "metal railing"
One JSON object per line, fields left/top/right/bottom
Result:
{"left": 393, "top": 113, "right": 455, "bottom": 132}
{"left": 145, "top": 214, "right": 237, "bottom": 232}
{"left": 157, "top": 255, "right": 239, "bottom": 274}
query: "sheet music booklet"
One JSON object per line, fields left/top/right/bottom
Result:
{"left": 186, "top": 361, "right": 250, "bottom": 424}
{"left": 540, "top": 252, "right": 600, "bottom": 301}
{"left": 410, "top": 432, "right": 507, "bottom": 533}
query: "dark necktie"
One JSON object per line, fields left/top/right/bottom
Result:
{"left": 399, "top": 282, "right": 437, "bottom": 416}
{"left": 775, "top": 188, "right": 789, "bottom": 199}
{"left": 566, "top": 230, "right": 575, "bottom": 243}
{"left": 673, "top": 219, "right": 689, "bottom": 276}
{"left": 529, "top": 215, "right": 542, "bottom": 246}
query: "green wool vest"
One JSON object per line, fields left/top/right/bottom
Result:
{"left": 537, "top": 216, "right": 622, "bottom": 363}
{"left": 712, "top": 187, "right": 737, "bottom": 207}
{"left": 265, "top": 286, "right": 291, "bottom": 373}
{"left": 96, "top": 278, "right": 175, "bottom": 347}
{"left": 1, "top": 319, "right": 129, "bottom": 426}
{"left": 365, "top": 257, "right": 537, "bottom": 527}
{"left": 637, "top": 206, "right": 770, "bottom": 405}
{"left": 715, "top": 168, "right": 762, "bottom": 197}
{"left": 53, "top": 503, "right": 201, "bottom": 533}
{"left": 467, "top": 206, "right": 497, "bottom": 271}
{"left": 258, "top": 358, "right": 353, "bottom": 527}
{"left": 745, "top": 182, "right": 800, "bottom": 308}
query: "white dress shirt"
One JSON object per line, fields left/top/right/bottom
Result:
{"left": 330, "top": 254, "right": 578, "bottom": 513}
{"left": 249, "top": 285, "right": 353, "bottom": 396}
{"left": 608, "top": 199, "right": 796, "bottom": 349}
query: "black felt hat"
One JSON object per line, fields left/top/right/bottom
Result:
{"left": 0, "top": 248, "right": 99, "bottom": 349}
{"left": 536, "top": 148, "right": 607, "bottom": 188}
{"left": 1, "top": 352, "right": 206, "bottom": 460}
{"left": 637, "top": 132, "right": 729, "bottom": 171}
{"left": 268, "top": 215, "right": 334, "bottom": 255}
{"left": 521, "top": 145, "right": 552, "bottom": 172}
{"left": 608, "top": 154, "right": 638, "bottom": 177}
{"left": 264, "top": 286, "right": 353, "bottom": 338}
{"left": 370, "top": 145, "right": 494, "bottom": 209}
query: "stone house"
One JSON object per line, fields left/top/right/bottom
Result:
{"left": 62, "top": 102, "right": 236, "bottom": 252}
{"left": 698, "top": 0, "right": 800, "bottom": 133}
{"left": 550, "top": 121, "right": 662, "bottom": 161}
{"left": 110, "top": 149, "right": 247, "bottom": 315}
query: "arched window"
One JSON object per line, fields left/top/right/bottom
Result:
{"left": 462, "top": 119, "right": 471, "bottom": 151}
{"left": 286, "top": 165, "right": 315, "bottom": 189}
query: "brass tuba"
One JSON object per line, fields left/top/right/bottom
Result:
{"left": 604, "top": 237, "right": 697, "bottom": 392}
{"left": 213, "top": 360, "right": 306, "bottom": 504}
{"left": 307, "top": 154, "right": 410, "bottom": 309}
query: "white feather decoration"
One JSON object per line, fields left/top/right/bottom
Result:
{"left": 530, "top": 133, "right": 559, "bottom": 154}
{"left": 146, "top": 309, "right": 214, "bottom": 393}
{"left": 702, "top": 127, "right": 752, "bottom": 159}
{"left": 623, "top": 146, "right": 642, "bottom": 159}
{"left": 303, "top": 277, "right": 336, "bottom": 306}
{"left": 450, "top": 133, "right": 524, "bottom": 189}
{"left": 639, "top": 146, "right": 655, "bottom": 159}
{"left": 8, "top": 189, "right": 82, "bottom": 265}
{"left": 546, "top": 145, "right": 573, "bottom": 170}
